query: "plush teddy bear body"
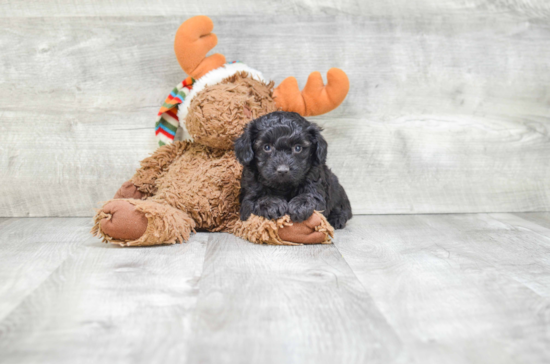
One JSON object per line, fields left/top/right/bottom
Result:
{"left": 139, "top": 142, "right": 242, "bottom": 231}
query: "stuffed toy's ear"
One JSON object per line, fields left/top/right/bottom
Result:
{"left": 234, "top": 123, "right": 255, "bottom": 166}
{"left": 273, "top": 68, "right": 349, "bottom": 116}
{"left": 308, "top": 123, "right": 328, "bottom": 165}
{"left": 174, "top": 16, "right": 227, "bottom": 79}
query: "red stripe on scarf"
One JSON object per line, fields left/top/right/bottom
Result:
{"left": 155, "top": 127, "right": 175, "bottom": 139}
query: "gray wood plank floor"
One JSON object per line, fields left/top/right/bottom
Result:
{"left": 0, "top": 214, "right": 549, "bottom": 363}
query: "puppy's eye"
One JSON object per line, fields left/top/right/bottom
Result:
{"left": 294, "top": 145, "right": 302, "bottom": 153}
{"left": 263, "top": 144, "right": 272, "bottom": 152}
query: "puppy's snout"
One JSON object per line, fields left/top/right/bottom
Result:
{"left": 276, "top": 165, "right": 290, "bottom": 175}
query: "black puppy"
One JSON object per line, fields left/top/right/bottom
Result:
{"left": 235, "top": 111, "right": 352, "bottom": 229}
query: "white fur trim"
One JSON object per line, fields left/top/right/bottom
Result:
{"left": 176, "top": 63, "right": 265, "bottom": 142}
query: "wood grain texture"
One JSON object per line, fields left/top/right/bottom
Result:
{"left": 185, "top": 233, "right": 406, "bottom": 364}
{"left": 2, "top": 0, "right": 550, "bottom": 18}
{"left": 1, "top": 8, "right": 550, "bottom": 216}
{"left": 334, "top": 214, "right": 550, "bottom": 364}
{"left": 0, "top": 218, "right": 408, "bottom": 364}
{"left": 0, "top": 218, "right": 85, "bottom": 321}
{"left": 1, "top": 215, "right": 550, "bottom": 363}
{"left": 0, "top": 218, "right": 208, "bottom": 364}
{"left": 322, "top": 115, "right": 550, "bottom": 214}
{"left": 0, "top": 110, "right": 156, "bottom": 216}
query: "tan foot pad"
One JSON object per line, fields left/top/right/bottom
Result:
{"left": 278, "top": 211, "right": 334, "bottom": 245}
{"left": 97, "top": 200, "right": 148, "bottom": 241}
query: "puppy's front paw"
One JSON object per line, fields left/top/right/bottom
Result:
{"left": 253, "top": 196, "right": 289, "bottom": 220}
{"left": 288, "top": 198, "right": 314, "bottom": 223}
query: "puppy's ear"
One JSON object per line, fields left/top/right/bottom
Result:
{"left": 308, "top": 123, "right": 328, "bottom": 165}
{"left": 235, "top": 122, "right": 255, "bottom": 166}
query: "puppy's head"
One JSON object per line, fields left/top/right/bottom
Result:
{"left": 235, "top": 111, "right": 327, "bottom": 188}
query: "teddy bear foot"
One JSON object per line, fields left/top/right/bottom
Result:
{"left": 97, "top": 200, "right": 148, "bottom": 241}
{"left": 278, "top": 211, "right": 334, "bottom": 244}
{"left": 92, "top": 199, "right": 196, "bottom": 247}
{"left": 231, "top": 210, "right": 333, "bottom": 245}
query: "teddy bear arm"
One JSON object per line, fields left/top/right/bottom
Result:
{"left": 130, "top": 141, "right": 190, "bottom": 196}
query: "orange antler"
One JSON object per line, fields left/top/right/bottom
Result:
{"left": 273, "top": 68, "right": 350, "bottom": 116}
{"left": 174, "top": 16, "right": 226, "bottom": 79}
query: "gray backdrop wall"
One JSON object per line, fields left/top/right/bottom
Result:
{"left": 1, "top": 0, "right": 549, "bottom": 217}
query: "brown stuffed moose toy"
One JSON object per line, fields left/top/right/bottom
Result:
{"left": 92, "top": 15, "right": 349, "bottom": 246}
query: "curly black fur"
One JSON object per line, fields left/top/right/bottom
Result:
{"left": 235, "top": 111, "right": 352, "bottom": 229}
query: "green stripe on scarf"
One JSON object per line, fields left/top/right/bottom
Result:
{"left": 158, "top": 118, "right": 178, "bottom": 133}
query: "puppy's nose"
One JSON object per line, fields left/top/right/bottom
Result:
{"left": 277, "top": 165, "right": 290, "bottom": 175}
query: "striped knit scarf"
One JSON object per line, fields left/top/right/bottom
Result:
{"left": 155, "top": 76, "right": 195, "bottom": 146}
